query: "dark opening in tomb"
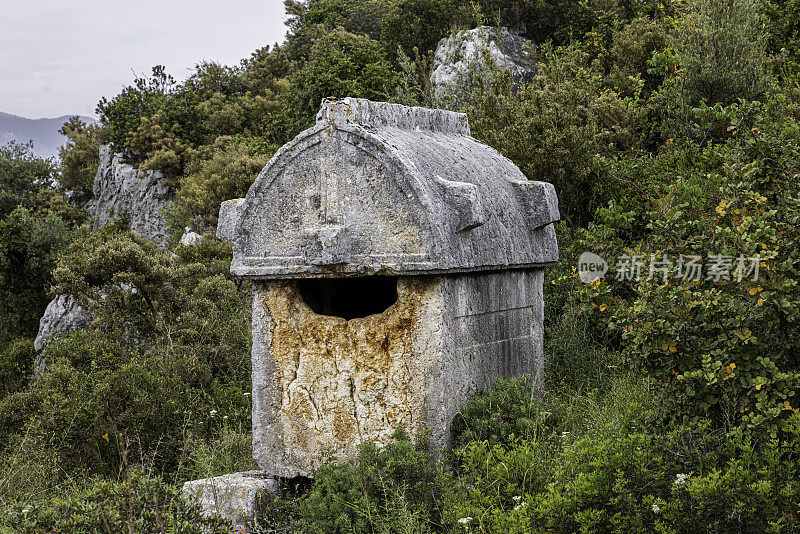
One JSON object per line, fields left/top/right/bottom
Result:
{"left": 297, "top": 277, "right": 399, "bottom": 320}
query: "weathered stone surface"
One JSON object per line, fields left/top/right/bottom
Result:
{"left": 33, "top": 294, "right": 91, "bottom": 374}
{"left": 89, "top": 145, "right": 174, "bottom": 246}
{"left": 220, "top": 98, "right": 558, "bottom": 479}
{"left": 180, "top": 227, "right": 203, "bottom": 246}
{"left": 182, "top": 471, "right": 277, "bottom": 533}
{"left": 221, "top": 97, "right": 558, "bottom": 278}
{"left": 430, "top": 26, "right": 536, "bottom": 101}
{"left": 217, "top": 198, "right": 246, "bottom": 243}
{"left": 252, "top": 270, "right": 544, "bottom": 477}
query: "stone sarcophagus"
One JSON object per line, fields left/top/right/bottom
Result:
{"left": 218, "top": 97, "right": 559, "bottom": 478}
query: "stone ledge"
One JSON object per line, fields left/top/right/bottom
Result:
{"left": 316, "top": 97, "right": 471, "bottom": 135}
{"left": 182, "top": 470, "right": 278, "bottom": 533}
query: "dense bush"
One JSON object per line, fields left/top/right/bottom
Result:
{"left": 57, "top": 115, "right": 101, "bottom": 200}
{"left": 565, "top": 95, "right": 800, "bottom": 433}
{"left": 463, "top": 43, "right": 643, "bottom": 225}
{"left": 289, "top": 28, "right": 405, "bottom": 119}
{"left": 4, "top": 472, "right": 232, "bottom": 533}
{"left": 0, "top": 228, "right": 252, "bottom": 497}
{"left": 175, "top": 136, "right": 274, "bottom": 231}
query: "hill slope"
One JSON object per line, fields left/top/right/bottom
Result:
{"left": 0, "top": 112, "right": 96, "bottom": 160}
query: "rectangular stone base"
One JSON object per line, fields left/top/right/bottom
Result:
{"left": 182, "top": 470, "right": 278, "bottom": 532}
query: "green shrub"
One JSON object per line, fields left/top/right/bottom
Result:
{"left": 0, "top": 206, "right": 74, "bottom": 345}
{"left": 96, "top": 65, "right": 176, "bottom": 154}
{"left": 0, "top": 338, "right": 34, "bottom": 400}
{"left": 57, "top": 116, "right": 102, "bottom": 200}
{"left": 0, "top": 141, "right": 56, "bottom": 220}
{"left": 464, "top": 43, "right": 643, "bottom": 226}
{"left": 561, "top": 94, "right": 800, "bottom": 434}
{"left": 0, "top": 227, "right": 251, "bottom": 481}
{"left": 651, "top": 0, "right": 772, "bottom": 137}
{"left": 450, "top": 375, "right": 546, "bottom": 449}
{"left": 3, "top": 472, "right": 232, "bottom": 533}
{"left": 175, "top": 136, "right": 274, "bottom": 231}
{"left": 298, "top": 427, "right": 450, "bottom": 533}
{"left": 289, "top": 28, "right": 404, "bottom": 121}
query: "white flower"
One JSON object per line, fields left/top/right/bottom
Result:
{"left": 243, "top": 392, "right": 251, "bottom": 397}
{"left": 675, "top": 473, "right": 688, "bottom": 486}
{"left": 514, "top": 502, "right": 527, "bottom": 511}
{"left": 512, "top": 496, "right": 522, "bottom": 502}
{"left": 223, "top": 416, "right": 229, "bottom": 420}
{"left": 21, "top": 507, "right": 31, "bottom": 514}
{"left": 209, "top": 410, "right": 218, "bottom": 416}
{"left": 458, "top": 517, "right": 472, "bottom": 524}
{"left": 652, "top": 504, "right": 660, "bottom": 514}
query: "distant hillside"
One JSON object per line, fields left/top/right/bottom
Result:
{"left": 0, "top": 112, "right": 97, "bottom": 160}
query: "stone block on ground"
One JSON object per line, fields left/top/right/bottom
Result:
{"left": 182, "top": 470, "right": 278, "bottom": 533}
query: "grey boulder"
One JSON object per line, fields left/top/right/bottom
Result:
{"left": 33, "top": 294, "right": 91, "bottom": 374}
{"left": 430, "top": 26, "right": 536, "bottom": 102}
{"left": 89, "top": 145, "right": 174, "bottom": 246}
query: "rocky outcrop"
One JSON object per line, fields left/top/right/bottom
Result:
{"left": 35, "top": 146, "right": 174, "bottom": 370}
{"left": 33, "top": 294, "right": 91, "bottom": 374}
{"left": 430, "top": 26, "right": 536, "bottom": 102}
{"left": 89, "top": 145, "right": 174, "bottom": 246}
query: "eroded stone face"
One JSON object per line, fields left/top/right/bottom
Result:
{"left": 252, "top": 277, "right": 443, "bottom": 477}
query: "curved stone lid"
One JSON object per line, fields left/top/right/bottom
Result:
{"left": 218, "top": 98, "right": 559, "bottom": 278}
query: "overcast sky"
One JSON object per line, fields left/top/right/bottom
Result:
{"left": 0, "top": 1, "right": 288, "bottom": 119}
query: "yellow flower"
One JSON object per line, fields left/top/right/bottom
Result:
{"left": 749, "top": 288, "right": 758, "bottom": 295}
{"left": 755, "top": 384, "right": 762, "bottom": 390}
{"left": 599, "top": 304, "right": 608, "bottom": 312}
{"left": 757, "top": 298, "right": 764, "bottom": 307}
{"left": 730, "top": 363, "right": 736, "bottom": 369}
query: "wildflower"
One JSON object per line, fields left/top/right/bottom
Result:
{"left": 675, "top": 473, "right": 688, "bottom": 486}
{"left": 243, "top": 392, "right": 251, "bottom": 397}
{"left": 210, "top": 410, "right": 218, "bottom": 416}
{"left": 652, "top": 503, "right": 660, "bottom": 514}
{"left": 757, "top": 298, "right": 764, "bottom": 307}
{"left": 223, "top": 415, "right": 229, "bottom": 420}
{"left": 514, "top": 502, "right": 527, "bottom": 511}
{"left": 512, "top": 496, "right": 522, "bottom": 502}
{"left": 458, "top": 517, "right": 472, "bottom": 524}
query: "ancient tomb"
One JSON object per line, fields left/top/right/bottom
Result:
{"left": 217, "top": 97, "right": 559, "bottom": 478}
